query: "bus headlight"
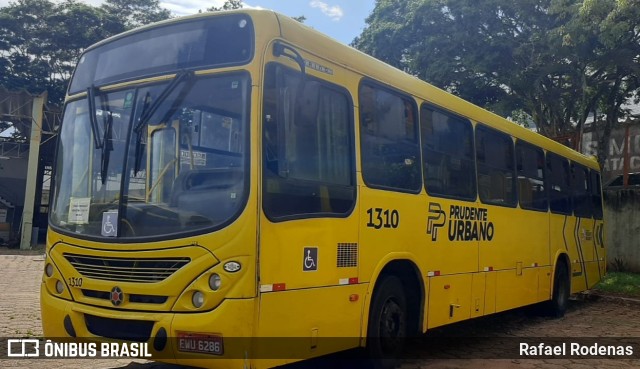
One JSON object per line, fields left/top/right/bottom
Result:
{"left": 209, "top": 274, "right": 222, "bottom": 291}
{"left": 55, "top": 280, "right": 65, "bottom": 294}
{"left": 192, "top": 291, "right": 205, "bottom": 308}
{"left": 45, "top": 263, "right": 54, "bottom": 277}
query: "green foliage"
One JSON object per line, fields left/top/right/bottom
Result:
{"left": 292, "top": 15, "right": 307, "bottom": 23}
{"left": 0, "top": 0, "right": 171, "bottom": 107}
{"left": 207, "top": 0, "right": 243, "bottom": 12}
{"left": 206, "top": 1, "right": 305, "bottom": 23}
{"left": 594, "top": 271, "right": 640, "bottom": 297}
{"left": 101, "top": 0, "right": 171, "bottom": 29}
{"left": 354, "top": 0, "right": 640, "bottom": 163}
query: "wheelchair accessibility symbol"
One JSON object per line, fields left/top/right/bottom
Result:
{"left": 303, "top": 247, "right": 318, "bottom": 272}
{"left": 101, "top": 210, "right": 118, "bottom": 237}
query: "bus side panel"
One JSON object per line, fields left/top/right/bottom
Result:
{"left": 479, "top": 206, "right": 549, "bottom": 273}
{"left": 484, "top": 271, "right": 497, "bottom": 315}
{"left": 495, "top": 268, "right": 539, "bottom": 312}
{"left": 594, "top": 218, "right": 606, "bottom": 286}
{"left": 256, "top": 285, "right": 366, "bottom": 363}
{"left": 538, "top": 265, "right": 552, "bottom": 301}
{"left": 583, "top": 218, "right": 604, "bottom": 289}
{"left": 479, "top": 205, "right": 549, "bottom": 311}
{"left": 426, "top": 274, "right": 472, "bottom": 329}
{"left": 554, "top": 214, "right": 589, "bottom": 293}
{"left": 471, "top": 272, "right": 486, "bottom": 318}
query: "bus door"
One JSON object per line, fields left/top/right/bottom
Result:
{"left": 256, "top": 55, "right": 361, "bottom": 354}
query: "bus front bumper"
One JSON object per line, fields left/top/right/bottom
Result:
{"left": 41, "top": 283, "right": 255, "bottom": 368}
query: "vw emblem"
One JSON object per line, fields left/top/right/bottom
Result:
{"left": 110, "top": 286, "right": 124, "bottom": 306}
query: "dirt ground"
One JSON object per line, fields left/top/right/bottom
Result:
{"left": 1, "top": 252, "right": 639, "bottom": 369}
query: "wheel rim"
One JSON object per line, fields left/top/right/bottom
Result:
{"left": 379, "top": 297, "right": 405, "bottom": 354}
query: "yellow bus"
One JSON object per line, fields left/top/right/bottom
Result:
{"left": 42, "top": 9, "right": 606, "bottom": 368}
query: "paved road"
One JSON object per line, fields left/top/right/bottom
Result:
{"left": 1, "top": 252, "right": 639, "bottom": 369}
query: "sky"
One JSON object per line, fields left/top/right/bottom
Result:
{"left": 0, "top": 0, "right": 376, "bottom": 46}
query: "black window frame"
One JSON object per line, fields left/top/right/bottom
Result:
{"left": 261, "top": 62, "right": 357, "bottom": 222}
{"left": 547, "top": 152, "right": 572, "bottom": 215}
{"left": 420, "top": 103, "right": 477, "bottom": 201}
{"left": 590, "top": 169, "right": 604, "bottom": 220}
{"left": 515, "top": 140, "right": 548, "bottom": 212}
{"left": 358, "top": 79, "right": 422, "bottom": 194}
{"left": 475, "top": 124, "right": 517, "bottom": 208}
{"left": 572, "top": 162, "right": 592, "bottom": 218}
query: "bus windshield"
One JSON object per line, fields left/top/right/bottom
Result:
{"left": 50, "top": 73, "right": 250, "bottom": 240}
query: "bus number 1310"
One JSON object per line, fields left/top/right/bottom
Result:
{"left": 366, "top": 208, "right": 400, "bottom": 229}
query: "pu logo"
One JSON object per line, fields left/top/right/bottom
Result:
{"left": 427, "top": 202, "right": 446, "bottom": 241}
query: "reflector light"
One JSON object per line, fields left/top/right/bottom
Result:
{"left": 349, "top": 277, "right": 358, "bottom": 284}
{"left": 484, "top": 267, "right": 494, "bottom": 272}
{"left": 273, "top": 283, "right": 286, "bottom": 291}
{"left": 349, "top": 294, "right": 359, "bottom": 302}
{"left": 444, "top": 285, "right": 450, "bottom": 289}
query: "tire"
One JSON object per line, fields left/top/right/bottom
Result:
{"left": 547, "top": 262, "right": 570, "bottom": 318}
{"left": 366, "top": 275, "right": 407, "bottom": 369}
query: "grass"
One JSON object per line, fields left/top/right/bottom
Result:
{"left": 593, "top": 272, "right": 640, "bottom": 298}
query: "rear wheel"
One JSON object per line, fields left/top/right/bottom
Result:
{"left": 367, "top": 275, "right": 406, "bottom": 369}
{"left": 547, "top": 262, "right": 570, "bottom": 317}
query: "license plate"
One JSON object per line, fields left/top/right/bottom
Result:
{"left": 177, "top": 332, "right": 224, "bottom": 355}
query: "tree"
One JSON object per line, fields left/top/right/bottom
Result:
{"left": 101, "top": 0, "right": 171, "bottom": 30}
{"left": 0, "top": 0, "right": 171, "bottom": 107}
{"left": 207, "top": 0, "right": 243, "bottom": 12}
{"left": 353, "top": 0, "right": 640, "bottom": 166}
{"left": 292, "top": 15, "right": 307, "bottom": 23}
{"left": 206, "top": 1, "right": 306, "bottom": 23}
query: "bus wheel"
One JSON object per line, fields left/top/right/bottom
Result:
{"left": 367, "top": 275, "right": 406, "bottom": 369}
{"left": 547, "top": 263, "right": 570, "bottom": 318}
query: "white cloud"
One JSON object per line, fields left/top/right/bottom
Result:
{"left": 161, "top": 0, "right": 226, "bottom": 15}
{"left": 160, "top": 0, "right": 263, "bottom": 16}
{"left": 309, "top": 0, "right": 344, "bottom": 21}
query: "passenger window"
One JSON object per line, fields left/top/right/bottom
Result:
{"left": 420, "top": 105, "right": 476, "bottom": 200}
{"left": 572, "top": 163, "right": 592, "bottom": 218}
{"left": 359, "top": 83, "right": 421, "bottom": 192}
{"left": 590, "top": 169, "right": 603, "bottom": 220}
{"left": 476, "top": 125, "right": 516, "bottom": 206}
{"left": 262, "top": 63, "right": 355, "bottom": 220}
{"left": 547, "top": 153, "right": 572, "bottom": 215}
{"left": 515, "top": 141, "right": 547, "bottom": 211}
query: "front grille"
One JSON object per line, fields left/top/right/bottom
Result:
{"left": 81, "top": 289, "right": 168, "bottom": 304}
{"left": 85, "top": 314, "right": 153, "bottom": 342}
{"left": 64, "top": 253, "right": 190, "bottom": 283}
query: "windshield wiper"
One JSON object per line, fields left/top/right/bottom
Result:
{"left": 86, "top": 86, "right": 103, "bottom": 149}
{"left": 100, "top": 110, "right": 114, "bottom": 185}
{"left": 133, "top": 70, "right": 193, "bottom": 174}
{"left": 87, "top": 86, "right": 113, "bottom": 184}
